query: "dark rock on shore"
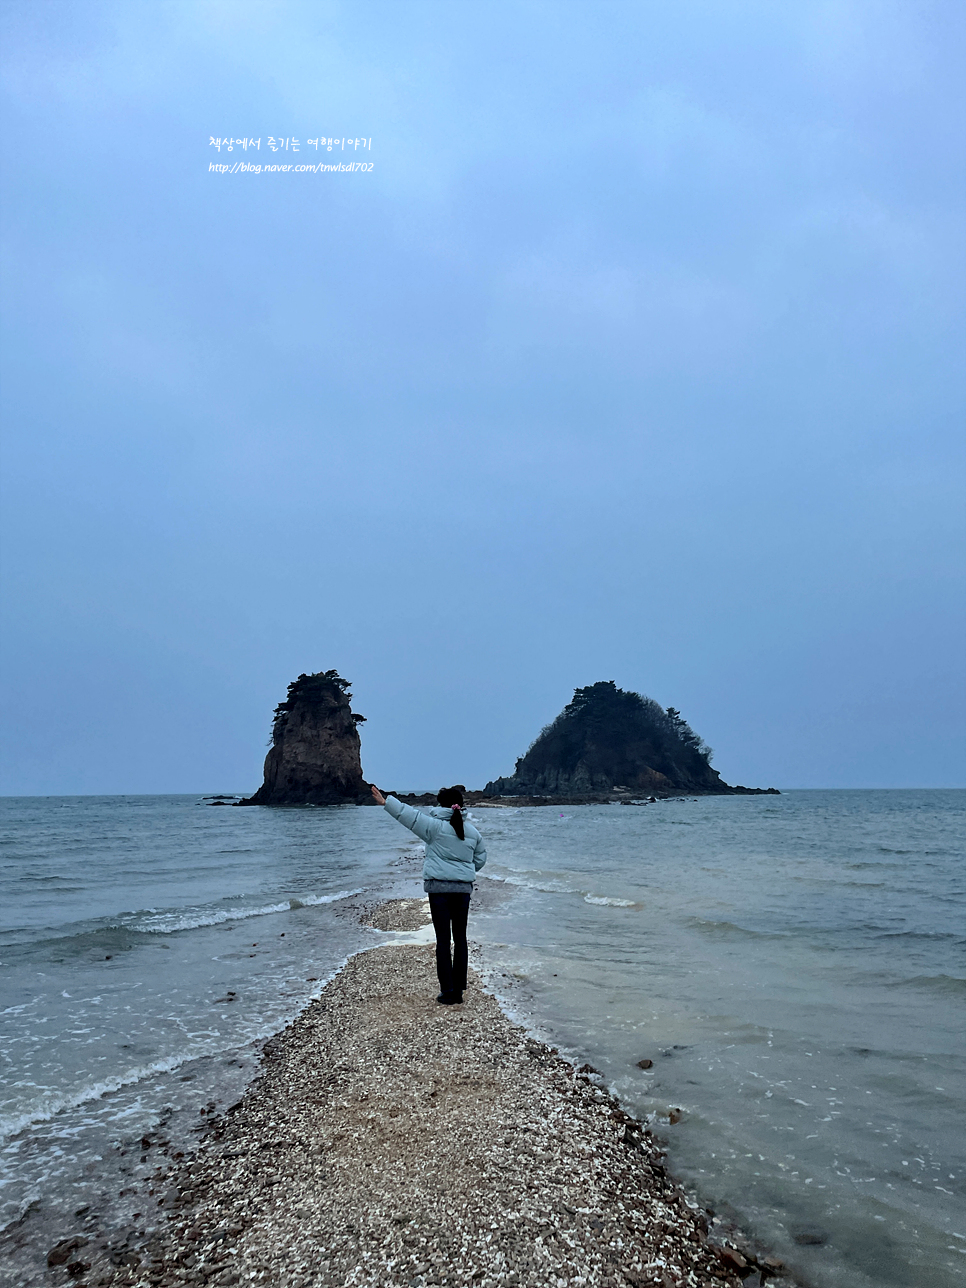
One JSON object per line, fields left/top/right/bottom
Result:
{"left": 484, "top": 681, "right": 778, "bottom": 797}
{"left": 47, "top": 1235, "right": 89, "bottom": 1266}
{"left": 237, "top": 670, "right": 371, "bottom": 807}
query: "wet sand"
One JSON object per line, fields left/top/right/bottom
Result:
{"left": 38, "top": 900, "right": 775, "bottom": 1288}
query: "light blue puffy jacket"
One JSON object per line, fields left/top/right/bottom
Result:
{"left": 383, "top": 795, "right": 487, "bottom": 883}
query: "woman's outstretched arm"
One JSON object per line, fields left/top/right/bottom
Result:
{"left": 373, "top": 785, "right": 439, "bottom": 843}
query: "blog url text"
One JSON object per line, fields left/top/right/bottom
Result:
{"left": 208, "top": 161, "right": 373, "bottom": 174}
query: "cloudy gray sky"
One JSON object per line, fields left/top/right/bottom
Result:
{"left": 1, "top": 0, "right": 963, "bottom": 794}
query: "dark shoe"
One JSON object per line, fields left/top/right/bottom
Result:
{"left": 436, "top": 991, "right": 463, "bottom": 1005}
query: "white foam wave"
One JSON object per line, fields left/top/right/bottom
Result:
{"left": 484, "top": 872, "right": 582, "bottom": 895}
{"left": 127, "top": 888, "right": 363, "bottom": 934}
{"left": 0, "top": 944, "right": 364, "bottom": 1148}
{"left": 0, "top": 1052, "right": 193, "bottom": 1143}
{"left": 485, "top": 871, "right": 639, "bottom": 906}
{"left": 288, "top": 890, "right": 364, "bottom": 909}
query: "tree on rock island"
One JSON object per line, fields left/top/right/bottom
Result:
{"left": 238, "top": 670, "right": 370, "bottom": 806}
{"left": 485, "top": 680, "right": 737, "bottom": 797}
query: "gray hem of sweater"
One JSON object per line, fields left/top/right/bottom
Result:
{"left": 423, "top": 879, "right": 474, "bottom": 894}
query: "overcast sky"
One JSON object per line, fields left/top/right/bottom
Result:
{"left": 1, "top": 0, "right": 963, "bottom": 795}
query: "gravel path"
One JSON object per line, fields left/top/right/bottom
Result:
{"left": 63, "top": 902, "right": 768, "bottom": 1288}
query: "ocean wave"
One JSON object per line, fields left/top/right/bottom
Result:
{"left": 844, "top": 861, "right": 905, "bottom": 870}
{"left": 483, "top": 872, "right": 640, "bottom": 908}
{"left": 687, "top": 917, "right": 788, "bottom": 941}
{"left": 1, "top": 890, "right": 364, "bottom": 955}
{"left": 898, "top": 974, "right": 966, "bottom": 996}
{"left": 128, "top": 889, "right": 363, "bottom": 933}
{"left": 12, "top": 875, "right": 91, "bottom": 886}
{"left": 482, "top": 872, "right": 582, "bottom": 895}
{"left": 873, "top": 929, "right": 965, "bottom": 943}
{"left": 0, "top": 1051, "right": 194, "bottom": 1144}
{"left": 0, "top": 946, "right": 358, "bottom": 1149}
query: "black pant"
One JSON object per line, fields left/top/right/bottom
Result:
{"left": 428, "top": 893, "right": 470, "bottom": 995}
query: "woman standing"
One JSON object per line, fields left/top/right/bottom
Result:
{"left": 371, "top": 785, "right": 486, "bottom": 1004}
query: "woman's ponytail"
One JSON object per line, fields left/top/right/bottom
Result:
{"left": 437, "top": 786, "right": 465, "bottom": 840}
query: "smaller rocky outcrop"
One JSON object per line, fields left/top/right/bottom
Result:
{"left": 238, "top": 670, "right": 370, "bottom": 806}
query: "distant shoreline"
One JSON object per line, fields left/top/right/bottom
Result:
{"left": 216, "top": 786, "right": 781, "bottom": 808}
{"left": 385, "top": 786, "right": 780, "bottom": 808}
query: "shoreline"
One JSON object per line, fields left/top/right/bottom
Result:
{"left": 225, "top": 788, "right": 780, "bottom": 809}
{"left": 32, "top": 899, "right": 790, "bottom": 1288}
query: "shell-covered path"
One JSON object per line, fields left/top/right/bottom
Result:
{"left": 87, "top": 916, "right": 746, "bottom": 1288}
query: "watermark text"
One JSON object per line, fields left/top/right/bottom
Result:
{"left": 208, "top": 160, "right": 373, "bottom": 174}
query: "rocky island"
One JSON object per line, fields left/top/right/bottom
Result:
{"left": 237, "top": 670, "right": 371, "bottom": 807}
{"left": 237, "top": 672, "right": 775, "bottom": 807}
{"left": 483, "top": 681, "right": 777, "bottom": 799}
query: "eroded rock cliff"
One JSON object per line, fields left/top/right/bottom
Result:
{"left": 238, "top": 670, "right": 369, "bottom": 806}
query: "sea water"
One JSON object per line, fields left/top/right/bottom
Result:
{"left": 1, "top": 791, "right": 963, "bottom": 1288}
{"left": 0, "top": 794, "right": 411, "bottom": 1283}
{"left": 471, "top": 791, "right": 966, "bottom": 1288}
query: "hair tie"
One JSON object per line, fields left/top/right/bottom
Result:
{"left": 451, "top": 803, "right": 461, "bottom": 811}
